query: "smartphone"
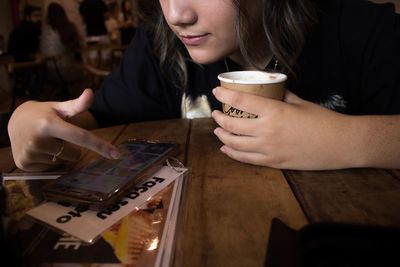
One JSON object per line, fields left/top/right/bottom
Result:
{"left": 43, "top": 139, "right": 179, "bottom": 210}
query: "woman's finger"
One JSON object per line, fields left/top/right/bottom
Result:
{"left": 219, "top": 145, "right": 268, "bottom": 166}
{"left": 20, "top": 162, "right": 66, "bottom": 172}
{"left": 45, "top": 90, "right": 119, "bottom": 159}
{"left": 213, "top": 127, "right": 261, "bottom": 153}
{"left": 23, "top": 151, "right": 69, "bottom": 165}
{"left": 53, "top": 142, "right": 81, "bottom": 162}
{"left": 42, "top": 140, "right": 81, "bottom": 162}
{"left": 54, "top": 88, "right": 94, "bottom": 119}
{"left": 213, "top": 86, "right": 283, "bottom": 117}
{"left": 30, "top": 137, "right": 80, "bottom": 161}
{"left": 44, "top": 118, "right": 119, "bottom": 160}
{"left": 212, "top": 110, "right": 260, "bottom": 136}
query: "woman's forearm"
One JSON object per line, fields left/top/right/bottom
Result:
{"left": 348, "top": 115, "right": 400, "bottom": 169}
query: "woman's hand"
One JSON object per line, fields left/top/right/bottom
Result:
{"left": 8, "top": 89, "right": 119, "bottom": 172}
{"left": 212, "top": 86, "right": 361, "bottom": 170}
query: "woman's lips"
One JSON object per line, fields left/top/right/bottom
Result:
{"left": 180, "top": 33, "right": 210, "bottom": 45}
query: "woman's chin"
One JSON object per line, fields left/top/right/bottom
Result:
{"left": 186, "top": 49, "right": 225, "bottom": 65}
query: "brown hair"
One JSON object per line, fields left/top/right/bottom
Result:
{"left": 259, "top": 0, "right": 318, "bottom": 72}
{"left": 137, "top": 0, "right": 317, "bottom": 87}
{"left": 46, "top": 3, "right": 80, "bottom": 50}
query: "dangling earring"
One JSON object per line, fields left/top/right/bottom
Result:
{"left": 273, "top": 57, "right": 279, "bottom": 72}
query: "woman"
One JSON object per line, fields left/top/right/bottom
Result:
{"left": 40, "top": 2, "right": 84, "bottom": 86}
{"left": 8, "top": 0, "right": 400, "bottom": 171}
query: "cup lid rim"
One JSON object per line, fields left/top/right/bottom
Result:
{"left": 217, "top": 71, "right": 287, "bottom": 84}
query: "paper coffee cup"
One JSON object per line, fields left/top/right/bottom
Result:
{"left": 217, "top": 71, "right": 287, "bottom": 118}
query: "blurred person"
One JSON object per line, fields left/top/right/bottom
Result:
{"left": 43, "top": 0, "right": 86, "bottom": 46}
{"left": 79, "top": 0, "right": 110, "bottom": 66}
{"left": 8, "top": 5, "right": 42, "bottom": 62}
{"left": 119, "top": 0, "right": 138, "bottom": 45}
{"left": 7, "top": 5, "right": 44, "bottom": 98}
{"left": 105, "top": 2, "right": 121, "bottom": 44}
{"left": 40, "top": 2, "right": 85, "bottom": 94}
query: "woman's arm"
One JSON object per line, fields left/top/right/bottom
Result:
{"left": 8, "top": 89, "right": 119, "bottom": 172}
{"left": 212, "top": 86, "right": 400, "bottom": 170}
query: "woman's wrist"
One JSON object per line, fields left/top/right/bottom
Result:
{"left": 345, "top": 115, "right": 400, "bottom": 169}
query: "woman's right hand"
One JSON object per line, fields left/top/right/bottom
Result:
{"left": 8, "top": 89, "right": 119, "bottom": 171}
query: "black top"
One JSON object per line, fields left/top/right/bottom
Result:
{"left": 79, "top": 0, "right": 107, "bottom": 37}
{"left": 90, "top": 0, "right": 400, "bottom": 127}
{"left": 289, "top": 0, "right": 400, "bottom": 115}
{"left": 7, "top": 21, "right": 41, "bottom": 62}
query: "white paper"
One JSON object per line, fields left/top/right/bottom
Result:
{"left": 27, "top": 166, "right": 188, "bottom": 244}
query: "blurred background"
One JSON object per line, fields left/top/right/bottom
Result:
{"left": 0, "top": 0, "right": 141, "bottom": 148}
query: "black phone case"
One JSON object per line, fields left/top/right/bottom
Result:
{"left": 43, "top": 140, "right": 180, "bottom": 211}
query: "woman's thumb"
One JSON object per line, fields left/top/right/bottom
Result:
{"left": 54, "top": 88, "right": 94, "bottom": 120}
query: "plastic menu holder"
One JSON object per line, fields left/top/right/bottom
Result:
{"left": 2, "top": 167, "right": 191, "bottom": 266}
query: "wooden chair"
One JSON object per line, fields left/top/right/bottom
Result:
{"left": 80, "top": 45, "right": 111, "bottom": 89}
{"left": 11, "top": 56, "right": 44, "bottom": 106}
{"left": 0, "top": 55, "right": 44, "bottom": 148}
{"left": 40, "top": 54, "right": 74, "bottom": 101}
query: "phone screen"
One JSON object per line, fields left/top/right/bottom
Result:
{"left": 54, "top": 141, "right": 176, "bottom": 194}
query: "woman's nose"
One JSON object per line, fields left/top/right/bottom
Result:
{"left": 163, "top": 0, "right": 197, "bottom": 26}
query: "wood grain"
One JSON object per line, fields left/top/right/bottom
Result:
{"left": 3, "top": 118, "right": 400, "bottom": 266}
{"left": 183, "top": 118, "right": 308, "bottom": 267}
{"left": 284, "top": 169, "right": 400, "bottom": 227}
{"left": 113, "top": 119, "right": 191, "bottom": 164}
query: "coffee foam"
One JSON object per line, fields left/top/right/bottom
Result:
{"left": 218, "top": 71, "right": 287, "bottom": 85}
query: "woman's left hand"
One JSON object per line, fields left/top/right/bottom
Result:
{"left": 212, "top": 86, "right": 358, "bottom": 170}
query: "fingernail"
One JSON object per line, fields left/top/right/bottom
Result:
{"left": 212, "top": 88, "right": 216, "bottom": 95}
{"left": 110, "top": 149, "right": 120, "bottom": 159}
{"left": 220, "top": 146, "right": 227, "bottom": 153}
{"left": 214, "top": 128, "right": 218, "bottom": 135}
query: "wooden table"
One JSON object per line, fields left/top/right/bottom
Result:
{"left": 1, "top": 118, "right": 400, "bottom": 266}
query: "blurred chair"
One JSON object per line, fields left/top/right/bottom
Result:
{"left": 0, "top": 55, "right": 45, "bottom": 147}
{"left": 81, "top": 44, "right": 111, "bottom": 89}
{"left": 41, "top": 54, "right": 75, "bottom": 100}
{"left": 109, "top": 43, "right": 128, "bottom": 70}
{"left": 11, "top": 56, "right": 44, "bottom": 103}
{"left": 77, "top": 42, "right": 128, "bottom": 90}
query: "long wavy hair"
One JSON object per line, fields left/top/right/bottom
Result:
{"left": 137, "top": 0, "right": 317, "bottom": 87}
{"left": 46, "top": 2, "right": 80, "bottom": 50}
